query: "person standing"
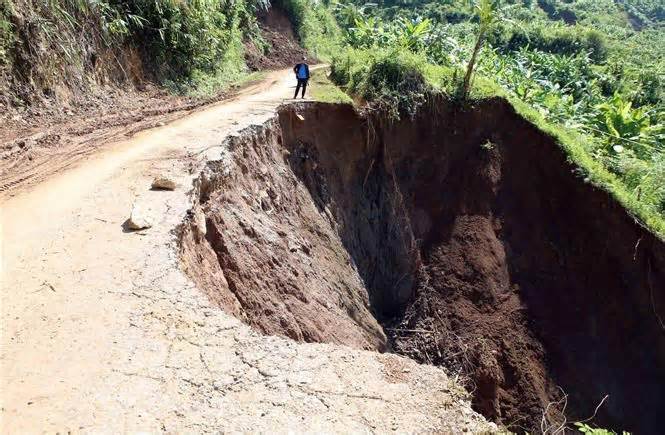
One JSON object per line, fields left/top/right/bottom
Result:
{"left": 293, "top": 57, "right": 310, "bottom": 99}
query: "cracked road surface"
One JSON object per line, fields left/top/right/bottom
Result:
{"left": 1, "top": 69, "right": 493, "bottom": 433}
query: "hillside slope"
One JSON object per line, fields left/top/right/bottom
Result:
{"left": 0, "top": 2, "right": 328, "bottom": 192}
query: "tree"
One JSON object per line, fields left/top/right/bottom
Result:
{"left": 461, "top": 0, "right": 497, "bottom": 99}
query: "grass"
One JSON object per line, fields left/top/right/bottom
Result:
{"left": 309, "top": 69, "right": 353, "bottom": 104}
{"left": 1, "top": 0, "right": 276, "bottom": 101}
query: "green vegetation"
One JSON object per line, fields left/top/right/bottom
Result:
{"left": 274, "top": 0, "right": 341, "bottom": 61}
{"left": 575, "top": 422, "right": 630, "bottom": 435}
{"left": 0, "top": 0, "right": 264, "bottom": 97}
{"left": 309, "top": 68, "right": 353, "bottom": 103}
{"left": 0, "top": 0, "right": 337, "bottom": 98}
{"left": 1, "top": 0, "right": 663, "bottom": 237}
{"left": 328, "top": 0, "right": 665, "bottom": 237}
{"left": 461, "top": 0, "right": 496, "bottom": 99}
{"left": 0, "top": 1, "right": 13, "bottom": 67}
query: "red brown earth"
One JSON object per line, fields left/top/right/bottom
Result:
{"left": 245, "top": 7, "right": 310, "bottom": 71}
{"left": 0, "top": 85, "right": 246, "bottom": 194}
{"left": 181, "top": 101, "right": 665, "bottom": 433}
{"left": 179, "top": 122, "right": 387, "bottom": 350}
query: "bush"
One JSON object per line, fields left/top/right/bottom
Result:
{"left": 504, "top": 22, "right": 608, "bottom": 61}
{"left": 331, "top": 48, "right": 435, "bottom": 118}
{"left": 116, "top": 0, "right": 249, "bottom": 91}
{"left": 0, "top": 0, "right": 13, "bottom": 68}
{"left": 0, "top": 0, "right": 269, "bottom": 98}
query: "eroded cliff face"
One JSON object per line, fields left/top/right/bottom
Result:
{"left": 179, "top": 119, "right": 388, "bottom": 351}
{"left": 181, "top": 101, "right": 665, "bottom": 433}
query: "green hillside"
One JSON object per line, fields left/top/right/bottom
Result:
{"left": 1, "top": 0, "right": 663, "bottom": 235}
{"left": 0, "top": 0, "right": 338, "bottom": 100}
{"left": 329, "top": 0, "right": 664, "bottom": 235}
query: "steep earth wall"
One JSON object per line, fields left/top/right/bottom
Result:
{"left": 181, "top": 101, "right": 665, "bottom": 433}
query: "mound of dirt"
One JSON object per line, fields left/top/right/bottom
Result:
{"left": 180, "top": 101, "right": 665, "bottom": 433}
{"left": 245, "top": 7, "right": 310, "bottom": 71}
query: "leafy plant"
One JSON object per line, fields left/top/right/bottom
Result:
{"left": 396, "top": 17, "right": 432, "bottom": 50}
{"left": 594, "top": 94, "right": 652, "bottom": 156}
{"left": 330, "top": 0, "right": 665, "bottom": 233}
{"left": 0, "top": 0, "right": 14, "bottom": 67}
{"left": 575, "top": 422, "right": 630, "bottom": 435}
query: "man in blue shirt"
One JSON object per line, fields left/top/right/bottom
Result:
{"left": 293, "top": 57, "right": 310, "bottom": 99}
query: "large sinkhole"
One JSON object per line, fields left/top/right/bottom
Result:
{"left": 180, "top": 101, "right": 665, "bottom": 433}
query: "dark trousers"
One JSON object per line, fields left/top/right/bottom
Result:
{"left": 294, "top": 78, "right": 308, "bottom": 98}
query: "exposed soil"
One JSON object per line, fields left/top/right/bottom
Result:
{"left": 181, "top": 101, "right": 665, "bottom": 433}
{"left": 245, "top": 7, "right": 310, "bottom": 71}
{"left": 0, "top": 85, "right": 243, "bottom": 195}
{"left": 180, "top": 122, "right": 387, "bottom": 350}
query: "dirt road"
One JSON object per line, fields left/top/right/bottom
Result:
{"left": 0, "top": 69, "right": 492, "bottom": 433}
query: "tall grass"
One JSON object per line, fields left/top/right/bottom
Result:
{"left": 0, "top": 0, "right": 13, "bottom": 68}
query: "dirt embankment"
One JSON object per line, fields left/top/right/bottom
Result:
{"left": 180, "top": 101, "right": 665, "bottom": 433}
{"left": 245, "top": 7, "right": 309, "bottom": 71}
{"left": 180, "top": 122, "right": 387, "bottom": 349}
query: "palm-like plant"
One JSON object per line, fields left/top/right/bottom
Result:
{"left": 334, "top": 1, "right": 369, "bottom": 28}
{"left": 461, "top": 0, "right": 496, "bottom": 99}
{"left": 347, "top": 15, "right": 383, "bottom": 48}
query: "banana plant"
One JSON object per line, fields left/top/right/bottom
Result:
{"left": 333, "top": 1, "right": 368, "bottom": 28}
{"left": 396, "top": 17, "right": 432, "bottom": 50}
{"left": 595, "top": 94, "right": 652, "bottom": 158}
{"left": 347, "top": 15, "right": 384, "bottom": 48}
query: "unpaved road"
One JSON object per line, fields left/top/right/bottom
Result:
{"left": 0, "top": 69, "right": 492, "bottom": 433}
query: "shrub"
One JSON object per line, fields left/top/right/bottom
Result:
{"left": 1, "top": 0, "right": 269, "bottom": 97}
{"left": 504, "top": 23, "right": 608, "bottom": 61}
{"left": 331, "top": 48, "right": 435, "bottom": 118}
{"left": 0, "top": 0, "right": 14, "bottom": 65}
{"left": 119, "top": 0, "right": 248, "bottom": 89}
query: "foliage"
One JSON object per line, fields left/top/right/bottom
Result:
{"left": 501, "top": 22, "right": 608, "bottom": 61}
{"left": 331, "top": 47, "right": 434, "bottom": 118}
{"left": 595, "top": 95, "right": 651, "bottom": 151}
{"left": 462, "top": 0, "right": 497, "bottom": 99}
{"left": 575, "top": 422, "right": 630, "bottom": 435}
{"left": 0, "top": 0, "right": 338, "bottom": 97}
{"left": 0, "top": 0, "right": 13, "bottom": 67}
{"left": 0, "top": 0, "right": 267, "bottom": 96}
{"left": 122, "top": 0, "right": 250, "bottom": 90}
